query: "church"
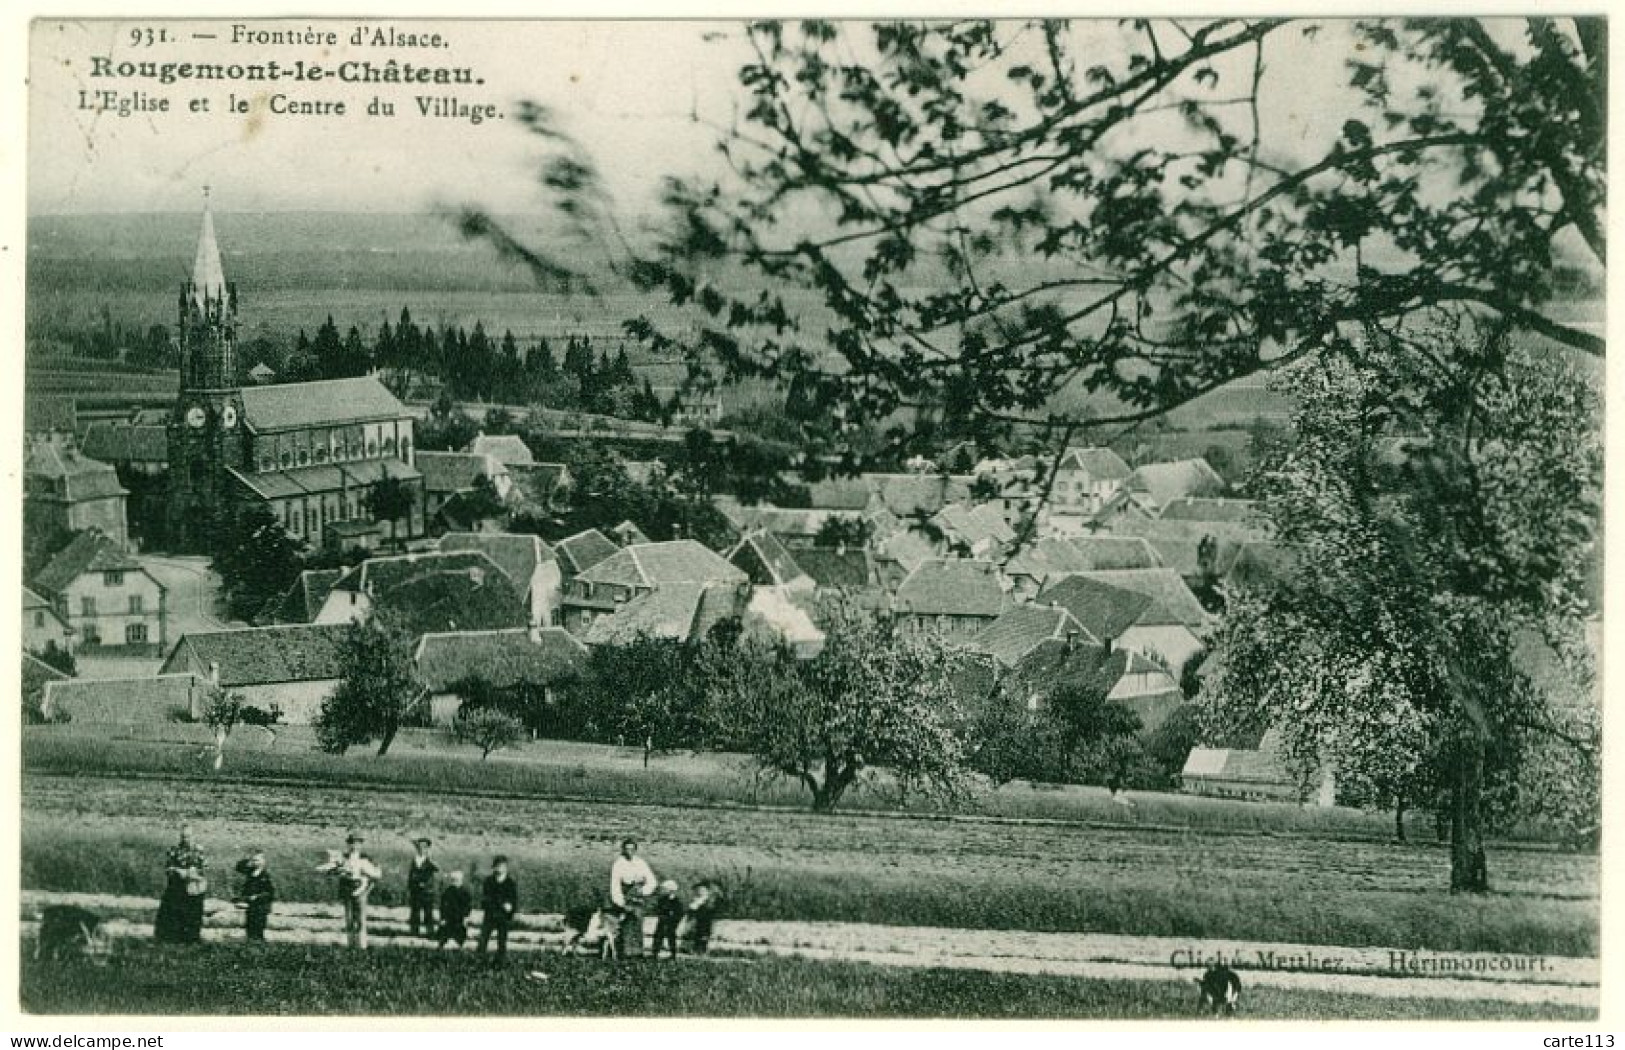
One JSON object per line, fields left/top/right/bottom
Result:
{"left": 165, "top": 201, "right": 427, "bottom": 552}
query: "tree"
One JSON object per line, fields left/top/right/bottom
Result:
{"left": 201, "top": 686, "right": 247, "bottom": 771}
{"left": 813, "top": 515, "right": 872, "bottom": 549}
{"left": 364, "top": 478, "right": 417, "bottom": 550}
{"left": 211, "top": 504, "right": 303, "bottom": 623}
{"left": 29, "top": 640, "right": 76, "bottom": 678}
{"left": 454, "top": 706, "right": 525, "bottom": 760}
{"left": 314, "top": 611, "right": 424, "bottom": 757}
{"left": 579, "top": 634, "right": 705, "bottom": 766}
{"left": 705, "top": 602, "right": 976, "bottom": 812}
{"left": 1201, "top": 334, "right": 1601, "bottom": 891}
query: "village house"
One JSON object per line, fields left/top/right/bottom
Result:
{"left": 465, "top": 432, "right": 535, "bottom": 466}
{"left": 32, "top": 530, "right": 167, "bottom": 649}
{"left": 609, "top": 520, "right": 651, "bottom": 547}
{"left": 23, "top": 586, "right": 74, "bottom": 654}
{"left": 1183, "top": 728, "right": 1336, "bottom": 806}
{"left": 1038, "top": 572, "right": 1205, "bottom": 676}
{"left": 552, "top": 528, "right": 621, "bottom": 591}
{"left": 438, "top": 532, "right": 561, "bottom": 627}
{"left": 24, "top": 439, "right": 130, "bottom": 549}
{"left": 891, "top": 559, "right": 1015, "bottom": 641}
{"left": 1116, "top": 458, "right": 1228, "bottom": 517}
{"left": 931, "top": 501, "right": 1017, "bottom": 560}
{"left": 159, "top": 623, "right": 352, "bottom": 724}
{"left": 1011, "top": 636, "right": 1186, "bottom": 736}
{"left": 414, "top": 626, "right": 588, "bottom": 727}
{"left": 506, "top": 462, "right": 574, "bottom": 516}
{"left": 968, "top": 604, "right": 1098, "bottom": 668}
{"left": 314, "top": 549, "right": 529, "bottom": 636}
{"left": 581, "top": 581, "right": 748, "bottom": 647}
{"left": 1048, "top": 446, "right": 1133, "bottom": 518}
{"left": 271, "top": 568, "right": 345, "bottom": 625}
{"left": 416, "top": 451, "right": 511, "bottom": 524}
{"left": 22, "top": 652, "right": 71, "bottom": 720}
{"left": 81, "top": 421, "right": 170, "bottom": 477}
{"left": 727, "top": 530, "right": 815, "bottom": 591}
{"left": 560, "top": 539, "right": 748, "bottom": 636}
{"left": 1109, "top": 516, "right": 1268, "bottom": 584}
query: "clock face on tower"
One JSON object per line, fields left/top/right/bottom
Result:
{"left": 186, "top": 405, "right": 207, "bottom": 429}
{"left": 221, "top": 404, "right": 238, "bottom": 428}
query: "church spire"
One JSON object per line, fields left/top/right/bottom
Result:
{"left": 191, "top": 186, "right": 226, "bottom": 305}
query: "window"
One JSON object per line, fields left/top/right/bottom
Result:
{"left": 382, "top": 437, "right": 396, "bottom": 455}
{"left": 366, "top": 440, "right": 378, "bottom": 457}
{"left": 297, "top": 448, "right": 310, "bottom": 466}
{"left": 315, "top": 446, "right": 329, "bottom": 463}
{"left": 126, "top": 623, "right": 148, "bottom": 644}
{"left": 260, "top": 457, "right": 275, "bottom": 473}
{"left": 80, "top": 596, "right": 97, "bottom": 617}
{"left": 129, "top": 595, "right": 144, "bottom": 614}
{"left": 104, "top": 571, "right": 123, "bottom": 587}
{"left": 33, "top": 611, "right": 44, "bottom": 628}
{"left": 281, "top": 450, "right": 293, "bottom": 469}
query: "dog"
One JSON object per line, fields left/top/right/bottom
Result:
{"left": 35, "top": 905, "right": 112, "bottom": 963}
{"left": 561, "top": 904, "right": 621, "bottom": 960}
{"left": 1196, "top": 965, "right": 1242, "bottom": 1016}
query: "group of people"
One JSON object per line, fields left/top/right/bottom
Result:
{"left": 152, "top": 826, "right": 719, "bottom": 962}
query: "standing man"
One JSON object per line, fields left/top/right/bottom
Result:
{"left": 316, "top": 832, "right": 383, "bottom": 950}
{"left": 478, "top": 856, "right": 518, "bottom": 962}
{"left": 406, "top": 837, "right": 439, "bottom": 940}
{"left": 609, "top": 838, "right": 657, "bottom": 959}
{"left": 233, "top": 849, "right": 276, "bottom": 942}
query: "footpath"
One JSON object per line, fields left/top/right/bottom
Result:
{"left": 21, "top": 890, "right": 1598, "bottom": 1011}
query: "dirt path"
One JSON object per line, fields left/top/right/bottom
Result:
{"left": 22, "top": 890, "right": 1597, "bottom": 1010}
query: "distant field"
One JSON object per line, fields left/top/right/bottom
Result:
{"left": 21, "top": 733, "right": 1599, "bottom": 957}
{"left": 19, "top": 943, "right": 1589, "bottom": 1020}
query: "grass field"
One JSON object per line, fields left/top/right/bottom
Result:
{"left": 17, "top": 942, "right": 1591, "bottom": 1020}
{"left": 21, "top": 728, "right": 1574, "bottom": 843}
{"left": 21, "top": 754, "right": 1598, "bottom": 957}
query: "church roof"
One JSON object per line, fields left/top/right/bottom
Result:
{"left": 239, "top": 376, "right": 408, "bottom": 433}
{"left": 192, "top": 204, "right": 227, "bottom": 304}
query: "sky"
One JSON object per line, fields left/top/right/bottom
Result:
{"left": 27, "top": 17, "right": 1376, "bottom": 220}
{"left": 29, "top": 20, "right": 754, "bottom": 217}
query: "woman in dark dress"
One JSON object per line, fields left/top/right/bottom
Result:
{"left": 154, "top": 825, "right": 207, "bottom": 944}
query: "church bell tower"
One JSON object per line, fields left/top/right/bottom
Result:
{"left": 166, "top": 189, "right": 249, "bottom": 552}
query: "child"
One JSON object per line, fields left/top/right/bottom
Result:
{"left": 233, "top": 850, "right": 275, "bottom": 942}
{"left": 437, "top": 870, "right": 473, "bottom": 949}
{"left": 650, "top": 879, "right": 683, "bottom": 960}
{"left": 683, "top": 880, "right": 721, "bottom": 956}
{"left": 478, "top": 856, "right": 519, "bottom": 962}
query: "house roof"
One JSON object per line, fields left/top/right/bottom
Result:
{"left": 1012, "top": 639, "right": 1125, "bottom": 700}
{"left": 802, "top": 476, "right": 873, "bottom": 511}
{"left": 1006, "top": 535, "right": 1165, "bottom": 581}
{"left": 23, "top": 586, "right": 54, "bottom": 612}
{"left": 33, "top": 530, "right": 148, "bottom": 596}
{"left": 878, "top": 530, "right": 939, "bottom": 574}
{"left": 248, "top": 362, "right": 276, "bottom": 381}
{"left": 414, "top": 628, "right": 586, "bottom": 692}
{"left": 932, "top": 501, "right": 1016, "bottom": 548}
{"left": 1109, "top": 518, "right": 1266, "bottom": 578}
{"left": 43, "top": 673, "right": 203, "bottom": 724}
{"left": 80, "top": 422, "right": 169, "bottom": 464}
{"left": 1182, "top": 729, "right": 1291, "bottom": 784}
{"left": 1038, "top": 574, "right": 1157, "bottom": 642}
{"left": 160, "top": 624, "right": 352, "bottom": 687}
{"left": 577, "top": 540, "right": 748, "bottom": 590}
{"left": 229, "top": 458, "right": 421, "bottom": 501}
{"left": 728, "top": 531, "right": 809, "bottom": 588}
{"left": 22, "top": 651, "right": 71, "bottom": 697}
{"left": 718, "top": 502, "right": 859, "bottom": 538}
{"left": 334, "top": 550, "right": 499, "bottom": 594}
{"left": 438, "top": 533, "right": 553, "bottom": 600}
{"left": 25, "top": 443, "right": 127, "bottom": 501}
{"left": 356, "top": 557, "right": 529, "bottom": 636}
{"left": 273, "top": 568, "right": 344, "bottom": 624}
{"left": 793, "top": 547, "right": 875, "bottom": 589}
{"left": 1159, "top": 497, "right": 1264, "bottom": 524}
{"left": 1081, "top": 568, "right": 1211, "bottom": 630}
{"left": 554, "top": 529, "right": 621, "bottom": 577}
{"left": 583, "top": 581, "right": 743, "bottom": 645}
{"left": 1057, "top": 446, "right": 1132, "bottom": 481}
{"left": 864, "top": 473, "right": 975, "bottom": 517}
{"left": 970, "top": 605, "right": 1097, "bottom": 668}
{"left": 466, "top": 433, "right": 534, "bottom": 466}
{"left": 416, "top": 451, "right": 503, "bottom": 495}
{"left": 240, "top": 376, "right": 408, "bottom": 433}
{"left": 1126, "top": 458, "right": 1227, "bottom": 508}
{"left": 893, "top": 559, "right": 1013, "bottom": 618}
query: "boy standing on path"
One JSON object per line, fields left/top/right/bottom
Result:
{"left": 478, "top": 856, "right": 518, "bottom": 962}
{"left": 407, "top": 837, "right": 439, "bottom": 939}
{"left": 233, "top": 849, "right": 276, "bottom": 942}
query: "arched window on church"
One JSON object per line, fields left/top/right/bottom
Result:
{"left": 400, "top": 438, "right": 412, "bottom": 461}
{"left": 366, "top": 439, "right": 378, "bottom": 458}
{"left": 382, "top": 436, "right": 396, "bottom": 456}
{"left": 280, "top": 449, "right": 292, "bottom": 469}
{"left": 315, "top": 446, "right": 329, "bottom": 463}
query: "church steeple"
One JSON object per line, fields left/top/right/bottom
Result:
{"left": 191, "top": 186, "right": 227, "bottom": 306}
{"left": 178, "top": 187, "right": 238, "bottom": 391}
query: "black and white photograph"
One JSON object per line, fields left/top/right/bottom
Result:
{"left": 10, "top": 10, "right": 1608, "bottom": 1024}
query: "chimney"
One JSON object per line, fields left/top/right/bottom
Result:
{"left": 208, "top": 661, "right": 220, "bottom": 687}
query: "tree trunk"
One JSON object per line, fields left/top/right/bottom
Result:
{"left": 1449, "top": 738, "right": 1490, "bottom": 893}
{"left": 1394, "top": 795, "right": 1407, "bottom": 843}
{"left": 376, "top": 721, "right": 399, "bottom": 757}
